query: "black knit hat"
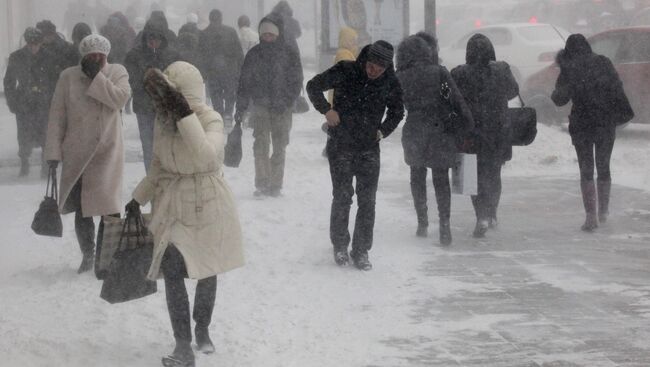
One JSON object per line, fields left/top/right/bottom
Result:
{"left": 24, "top": 27, "right": 43, "bottom": 44}
{"left": 367, "top": 40, "right": 394, "bottom": 67}
{"left": 36, "top": 20, "right": 57, "bottom": 36}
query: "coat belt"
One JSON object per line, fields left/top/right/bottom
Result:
{"left": 158, "top": 170, "right": 220, "bottom": 214}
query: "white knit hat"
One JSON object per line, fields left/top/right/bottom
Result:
{"left": 79, "top": 34, "right": 111, "bottom": 57}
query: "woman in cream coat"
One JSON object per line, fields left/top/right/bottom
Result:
{"left": 129, "top": 61, "right": 244, "bottom": 367}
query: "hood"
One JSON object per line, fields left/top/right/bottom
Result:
{"left": 149, "top": 11, "right": 169, "bottom": 30}
{"left": 466, "top": 33, "right": 495, "bottom": 66}
{"left": 338, "top": 27, "right": 358, "bottom": 54}
{"left": 272, "top": 1, "right": 293, "bottom": 18}
{"left": 142, "top": 19, "right": 169, "bottom": 49}
{"left": 258, "top": 14, "right": 286, "bottom": 44}
{"left": 72, "top": 22, "right": 92, "bottom": 46}
{"left": 163, "top": 61, "right": 209, "bottom": 114}
{"left": 396, "top": 35, "right": 433, "bottom": 71}
{"left": 112, "top": 11, "right": 131, "bottom": 29}
{"left": 560, "top": 33, "right": 592, "bottom": 62}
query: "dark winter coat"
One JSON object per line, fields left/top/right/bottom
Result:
{"left": 451, "top": 34, "right": 518, "bottom": 160}
{"left": 551, "top": 34, "right": 631, "bottom": 143}
{"left": 177, "top": 32, "right": 200, "bottom": 69}
{"left": 198, "top": 21, "right": 244, "bottom": 82}
{"left": 3, "top": 46, "right": 52, "bottom": 115}
{"left": 41, "top": 36, "right": 79, "bottom": 94}
{"left": 100, "top": 12, "right": 136, "bottom": 65}
{"left": 271, "top": 1, "right": 302, "bottom": 56}
{"left": 178, "top": 22, "right": 200, "bottom": 38}
{"left": 124, "top": 20, "right": 182, "bottom": 115}
{"left": 133, "top": 11, "right": 177, "bottom": 51}
{"left": 396, "top": 36, "right": 474, "bottom": 169}
{"left": 307, "top": 44, "right": 405, "bottom": 152}
{"left": 236, "top": 16, "right": 303, "bottom": 115}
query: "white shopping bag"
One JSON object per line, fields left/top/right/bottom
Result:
{"left": 452, "top": 153, "right": 478, "bottom": 196}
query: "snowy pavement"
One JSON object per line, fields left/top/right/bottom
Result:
{"left": 0, "top": 102, "right": 650, "bottom": 367}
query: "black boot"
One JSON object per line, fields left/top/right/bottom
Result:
{"left": 195, "top": 327, "right": 215, "bottom": 354}
{"left": 193, "top": 276, "right": 217, "bottom": 354}
{"left": 411, "top": 167, "right": 428, "bottom": 237}
{"left": 597, "top": 178, "right": 611, "bottom": 223}
{"left": 433, "top": 170, "right": 452, "bottom": 245}
{"left": 162, "top": 340, "right": 195, "bottom": 367}
{"left": 580, "top": 180, "right": 598, "bottom": 232}
{"left": 439, "top": 219, "right": 452, "bottom": 246}
{"left": 19, "top": 157, "right": 29, "bottom": 177}
{"left": 75, "top": 211, "right": 96, "bottom": 274}
{"left": 351, "top": 251, "right": 372, "bottom": 271}
{"left": 333, "top": 247, "right": 350, "bottom": 266}
{"left": 473, "top": 219, "right": 489, "bottom": 238}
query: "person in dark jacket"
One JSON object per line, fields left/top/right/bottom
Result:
{"left": 235, "top": 15, "right": 303, "bottom": 197}
{"left": 124, "top": 18, "right": 181, "bottom": 172}
{"left": 551, "top": 34, "right": 632, "bottom": 231}
{"left": 199, "top": 9, "right": 245, "bottom": 121}
{"left": 179, "top": 13, "right": 201, "bottom": 37}
{"left": 134, "top": 11, "right": 177, "bottom": 50}
{"left": 100, "top": 12, "right": 136, "bottom": 65}
{"left": 451, "top": 34, "right": 519, "bottom": 238}
{"left": 36, "top": 20, "right": 78, "bottom": 76}
{"left": 271, "top": 1, "right": 302, "bottom": 57}
{"left": 71, "top": 22, "right": 92, "bottom": 61}
{"left": 307, "top": 41, "right": 404, "bottom": 270}
{"left": 3, "top": 28, "right": 51, "bottom": 177}
{"left": 396, "top": 35, "right": 474, "bottom": 245}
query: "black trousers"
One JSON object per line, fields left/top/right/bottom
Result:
{"left": 207, "top": 77, "right": 236, "bottom": 118}
{"left": 573, "top": 129, "right": 615, "bottom": 182}
{"left": 16, "top": 109, "right": 47, "bottom": 160}
{"left": 410, "top": 167, "right": 451, "bottom": 226}
{"left": 328, "top": 147, "right": 380, "bottom": 256}
{"left": 471, "top": 152, "right": 503, "bottom": 221}
{"left": 66, "top": 179, "right": 96, "bottom": 257}
{"left": 161, "top": 245, "right": 217, "bottom": 343}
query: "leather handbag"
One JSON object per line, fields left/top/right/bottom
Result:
{"left": 224, "top": 121, "right": 243, "bottom": 168}
{"left": 31, "top": 167, "right": 63, "bottom": 237}
{"left": 507, "top": 95, "right": 538, "bottom": 146}
{"left": 100, "top": 210, "right": 157, "bottom": 304}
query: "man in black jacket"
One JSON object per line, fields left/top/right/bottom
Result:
{"left": 306, "top": 41, "right": 404, "bottom": 270}
{"left": 235, "top": 15, "right": 303, "bottom": 198}
{"left": 199, "top": 9, "right": 244, "bottom": 122}
{"left": 3, "top": 28, "right": 51, "bottom": 177}
{"left": 124, "top": 19, "right": 181, "bottom": 172}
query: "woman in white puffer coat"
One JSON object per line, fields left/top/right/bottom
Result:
{"left": 128, "top": 61, "right": 244, "bottom": 367}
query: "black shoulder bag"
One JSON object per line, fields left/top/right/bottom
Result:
{"left": 31, "top": 167, "right": 63, "bottom": 237}
{"left": 507, "top": 94, "right": 537, "bottom": 146}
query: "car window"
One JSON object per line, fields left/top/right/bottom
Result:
{"left": 455, "top": 28, "right": 512, "bottom": 49}
{"left": 517, "top": 25, "right": 563, "bottom": 42}
{"left": 590, "top": 33, "right": 625, "bottom": 61}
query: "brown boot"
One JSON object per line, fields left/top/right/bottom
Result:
{"left": 580, "top": 180, "right": 598, "bottom": 232}
{"left": 597, "top": 178, "right": 611, "bottom": 223}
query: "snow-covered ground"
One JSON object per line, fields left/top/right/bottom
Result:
{"left": 1, "top": 88, "right": 649, "bottom": 366}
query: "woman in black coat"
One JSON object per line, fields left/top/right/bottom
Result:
{"left": 451, "top": 34, "right": 519, "bottom": 238}
{"left": 396, "top": 35, "right": 474, "bottom": 245}
{"left": 552, "top": 34, "right": 632, "bottom": 231}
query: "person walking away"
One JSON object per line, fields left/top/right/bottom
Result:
{"left": 3, "top": 28, "right": 51, "bottom": 177}
{"left": 551, "top": 34, "right": 632, "bottom": 231}
{"left": 199, "top": 9, "right": 244, "bottom": 123}
{"left": 271, "top": 1, "right": 302, "bottom": 57}
{"left": 306, "top": 41, "right": 404, "bottom": 270}
{"left": 234, "top": 15, "right": 303, "bottom": 197}
{"left": 237, "top": 15, "right": 259, "bottom": 56}
{"left": 44, "top": 35, "right": 131, "bottom": 273}
{"left": 451, "top": 34, "right": 519, "bottom": 238}
{"left": 100, "top": 12, "right": 136, "bottom": 65}
{"left": 125, "top": 19, "right": 181, "bottom": 172}
{"left": 396, "top": 35, "right": 474, "bottom": 245}
{"left": 128, "top": 62, "right": 244, "bottom": 367}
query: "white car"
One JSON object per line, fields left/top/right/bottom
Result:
{"left": 440, "top": 23, "right": 569, "bottom": 83}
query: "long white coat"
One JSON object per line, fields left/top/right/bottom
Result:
{"left": 132, "top": 62, "right": 244, "bottom": 280}
{"left": 45, "top": 64, "right": 131, "bottom": 217}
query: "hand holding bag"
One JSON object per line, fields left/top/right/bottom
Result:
{"left": 31, "top": 167, "right": 63, "bottom": 237}
{"left": 100, "top": 210, "right": 157, "bottom": 304}
{"left": 224, "top": 121, "right": 243, "bottom": 168}
{"left": 507, "top": 95, "right": 537, "bottom": 146}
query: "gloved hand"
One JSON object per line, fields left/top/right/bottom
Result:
{"left": 234, "top": 110, "right": 244, "bottom": 124}
{"left": 81, "top": 57, "right": 103, "bottom": 80}
{"left": 125, "top": 199, "right": 141, "bottom": 215}
{"left": 144, "top": 68, "right": 193, "bottom": 122}
{"left": 47, "top": 160, "right": 59, "bottom": 169}
{"left": 163, "top": 88, "right": 193, "bottom": 121}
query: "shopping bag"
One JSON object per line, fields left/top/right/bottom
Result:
{"left": 451, "top": 153, "right": 478, "bottom": 196}
{"left": 31, "top": 167, "right": 63, "bottom": 237}
{"left": 224, "top": 121, "right": 243, "bottom": 168}
{"left": 96, "top": 214, "right": 152, "bottom": 279}
{"left": 99, "top": 211, "right": 157, "bottom": 304}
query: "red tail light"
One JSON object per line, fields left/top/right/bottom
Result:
{"left": 474, "top": 19, "right": 482, "bottom": 28}
{"left": 529, "top": 16, "right": 538, "bottom": 24}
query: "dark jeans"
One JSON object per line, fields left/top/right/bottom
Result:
{"left": 136, "top": 113, "right": 155, "bottom": 172}
{"left": 471, "top": 152, "right": 503, "bottom": 221}
{"left": 328, "top": 147, "right": 380, "bottom": 257}
{"left": 207, "top": 77, "right": 236, "bottom": 118}
{"left": 16, "top": 109, "right": 47, "bottom": 160}
{"left": 574, "top": 130, "right": 615, "bottom": 182}
{"left": 410, "top": 167, "right": 451, "bottom": 226}
{"left": 161, "top": 245, "right": 217, "bottom": 343}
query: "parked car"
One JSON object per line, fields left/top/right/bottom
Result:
{"left": 440, "top": 23, "right": 569, "bottom": 83}
{"left": 522, "top": 27, "right": 650, "bottom": 125}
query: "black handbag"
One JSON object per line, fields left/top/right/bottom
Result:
{"left": 507, "top": 95, "right": 538, "bottom": 146}
{"left": 224, "top": 121, "right": 243, "bottom": 168}
{"left": 293, "top": 88, "right": 310, "bottom": 114}
{"left": 100, "top": 211, "right": 157, "bottom": 304}
{"left": 31, "top": 167, "right": 63, "bottom": 237}
{"left": 439, "top": 71, "right": 464, "bottom": 135}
